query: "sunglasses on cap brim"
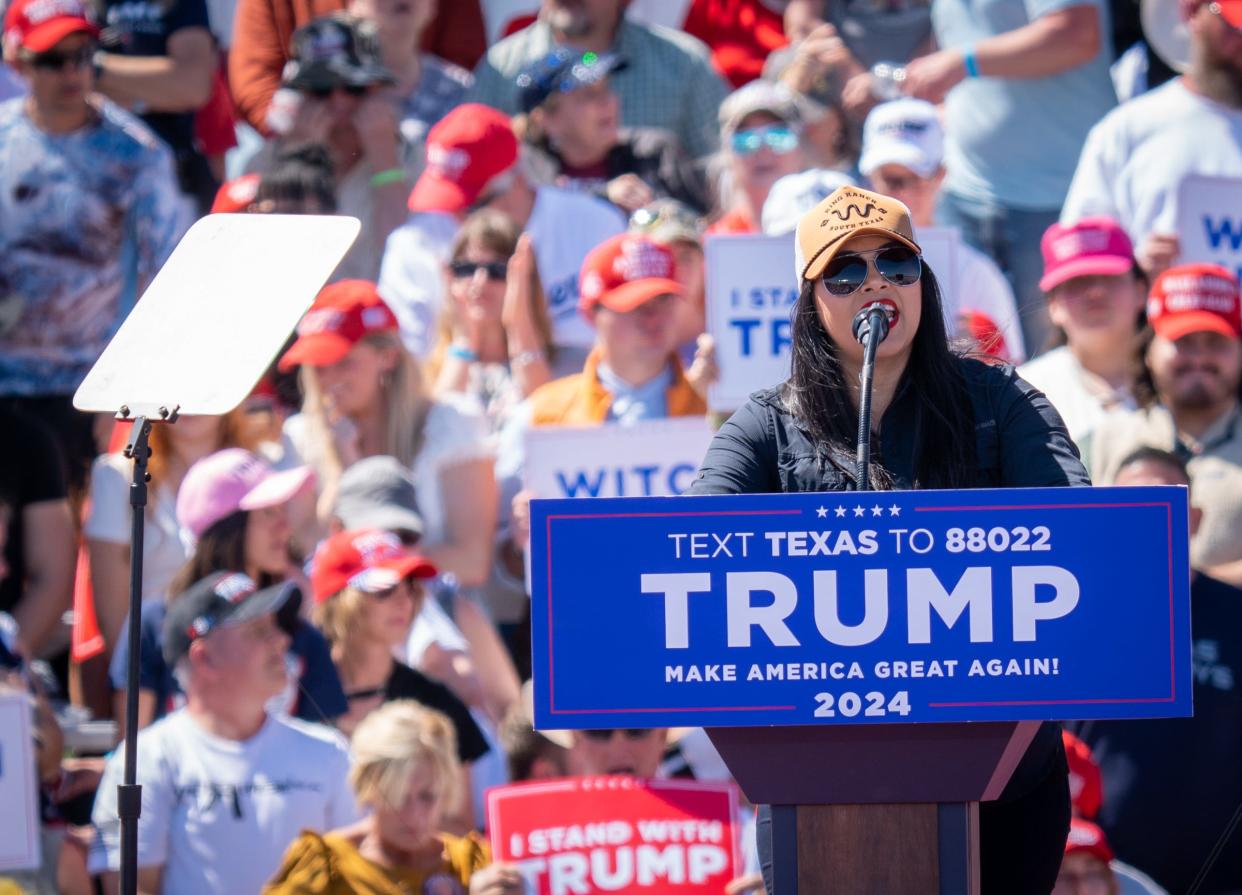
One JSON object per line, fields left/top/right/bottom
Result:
{"left": 821, "top": 245, "right": 922, "bottom": 296}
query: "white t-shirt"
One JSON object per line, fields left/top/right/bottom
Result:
{"left": 950, "top": 241, "right": 1026, "bottom": 363}
{"left": 526, "top": 185, "right": 627, "bottom": 351}
{"left": 1018, "top": 345, "right": 1135, "bottom": 445}
{"left": 83, "top": 453, "right": 189, "bottom": 604}
{"left": 1061, "top": 78, "right": 1242, "bottom": 245}
{"left": 88, "top": 710, "right": 358, "bottom": 894}
{"left": 378, "top": 211, "right": 459, "bottom": 358}
{"left": 283, "top": 394, "right": 493, "bottom": 547}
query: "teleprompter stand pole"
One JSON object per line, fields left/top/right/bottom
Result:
{"left": 117, "top": 405, "right": 177, "bottom": 895}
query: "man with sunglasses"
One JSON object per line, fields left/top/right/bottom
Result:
{"left": 1063, "top": 0, "right": 1242, "bottom": 279}
{"left": 517, "top": 47, "right": 708, "bottom": 215}
{"left": 0, "top": 0, "right": 181, "bottom": 496}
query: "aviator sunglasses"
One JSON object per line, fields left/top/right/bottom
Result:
{"left": 730, "top": 124, "right": 799, "bottom": 156}
{"left": 450, "top": 260, "right": 509, "bottom": 281}
{"left": 821, "top": 245, "right": 922, "bottom": 296}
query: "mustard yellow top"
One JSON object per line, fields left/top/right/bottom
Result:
{"left": 263, "top": 829, "right": 490, "bottom": 895}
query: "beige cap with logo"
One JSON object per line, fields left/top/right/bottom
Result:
{"left": 794, "top": 186, "right": 921, "bottom": 282}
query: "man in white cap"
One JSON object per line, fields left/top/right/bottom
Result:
{"left": 859, "top": 99, "right": 1026, "bottom": 360}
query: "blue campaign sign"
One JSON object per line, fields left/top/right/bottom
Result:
{"left": 530, "top": 486, "right": 1193, "bottom": 729}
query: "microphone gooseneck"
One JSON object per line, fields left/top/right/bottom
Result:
{"left": 854, "top": 304, "right": 892, "bottom": 491}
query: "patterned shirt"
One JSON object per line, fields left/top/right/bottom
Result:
{"left": 0, "top": 96, "right": 182, "bottom": 396}
{"left": 467, "top": 17, "right": 729, "bottom": 159}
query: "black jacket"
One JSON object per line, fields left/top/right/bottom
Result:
{"left": 689, "top": 358, "right": 1088, "bottom": 809}
{"left": 691, "top": 357, "right": 1089, "bottom": 495}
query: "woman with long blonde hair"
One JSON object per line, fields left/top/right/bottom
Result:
{"left": 279, "top": 281, "right": 520, "bottom": 729}
{"left": 309, "top": 528, "right": 491, "bottom": 833}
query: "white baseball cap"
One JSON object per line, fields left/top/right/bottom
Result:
{"left": 761, "top": 168, "right": 857, "bottom": 237}
{"left": 859, "top": 99, "right": 944, "bottom": 179}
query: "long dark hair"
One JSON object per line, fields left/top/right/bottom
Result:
{"left": 166, "top": 510, "right": 280, "bottom": 600}
{"left": 782, "top": 263, "right": 978, "bottom": 489}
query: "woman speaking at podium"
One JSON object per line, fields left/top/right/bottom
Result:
{"left": 691, "top": 186, "right": 1088, "bottom": 893}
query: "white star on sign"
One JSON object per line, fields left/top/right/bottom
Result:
{"left": 816, "top": 506, "right": 828, "bottom": 518}
{"left": 871, "top": 505, "right": 883, "bottom": 517}
{"left": 889, "top": 505, "right": 901, "bottom": 516}
{"left": 853, "top": 505, "right": 865, "bottom": 517}
{"left": 835, "top": 506, "right": 847, "bottom": 518}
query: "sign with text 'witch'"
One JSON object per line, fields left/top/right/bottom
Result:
{"left": 530, "top": 487, "right": 1192, "bottom": 729}
{"left": 487, "top": 777, "right": 740, "bottom": 895}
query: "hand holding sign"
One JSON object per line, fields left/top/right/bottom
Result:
{"left": 1177, "top": 175, "right": 1242, "bottom": 279}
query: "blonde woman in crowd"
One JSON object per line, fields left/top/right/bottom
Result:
{"left": 310, "top": 528, "right": 491, "bottom": 831}
{"left": 428, "top": 209, "right": 558, "bottom": 430}
{"left": 279, "top": 279, "right": 496, "bottom": 586}
{"left": 264, "top": 700, "right": 524, "bottom": 895}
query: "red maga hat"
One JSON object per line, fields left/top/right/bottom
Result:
{"left": 1147, "top": 263, "right": 1242, "bottom": 342}
{"left": 311, "top": 528, "right": 437, "bottom": 604}
{"left": 279, "top": 280, "right": 399, "bottom": 371}
{"left": 578, "top": 233, "right": 683, "bottom": 317}
{"left": 4, "top": 0, "right": 98, "bottom": 54}
{"left": 406, "top": 104, "right": 519, "bottom": 215}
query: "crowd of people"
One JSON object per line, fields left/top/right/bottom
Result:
{"left": 2, "top": 0, "right": 1242, "bottom": 891}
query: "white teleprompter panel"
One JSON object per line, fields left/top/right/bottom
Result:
{"left": 75, "top": 214, "right": 360, "bottom": 417}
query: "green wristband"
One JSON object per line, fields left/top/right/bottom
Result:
{"left": 370, "top": 167, "right": 406, "bottom": 188}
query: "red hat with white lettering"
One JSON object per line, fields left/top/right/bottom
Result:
{"left": 210, "top": 174, "right": 260, "bottom": 214}
{"left": 3, "top": 0, "right": 98, "bottom": 55}
{"left": 406, "top": 104, "right": 519, "bottom": 215}
{"left": 1147, "top": 263, "right": 1242, "bottom": 342}
{"left": 310, "top": 528, "right": 437, "bottom": 603}
{"left": 578, "top": 233, "right": 683, "bottom": 317}
{"left": 1065, "top": 817, "right": 1115, "bottom": 864}
{"left": 278, "top": 280, "right": 399, "bottom": 371}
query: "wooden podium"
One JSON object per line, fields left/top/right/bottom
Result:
{"left": 707, "top": 720, "right": 1041, "bottom": 894}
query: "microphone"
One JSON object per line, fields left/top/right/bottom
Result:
{"left": 853, "top": 302, "right": 893, "bottom": 492}
{"left": 852, "top": 303, "right": 893, "bottom": 346}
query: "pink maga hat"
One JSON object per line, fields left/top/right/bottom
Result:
{"left": 176, "top": 448, "right": 315, "bottom": 539}
{"left": 1039, "top": 217, "right": 1135, "bottom": 293}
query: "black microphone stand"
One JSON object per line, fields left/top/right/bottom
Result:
{"left": 116, "top": 404, "right": 178, "bottom": 895}
{"left": 854, "top": 307, "right": 890, "bottom": 492}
